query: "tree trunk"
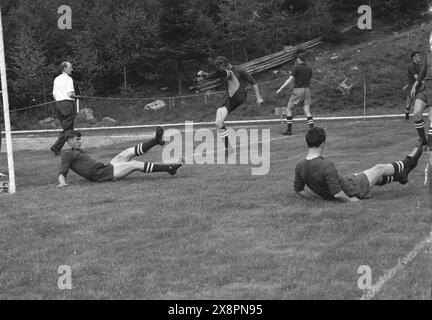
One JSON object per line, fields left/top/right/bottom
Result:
{"left": 241, "top": 42, "right": 248, "bottom": 62}
{"left": 177, "top": 75, "right": 183, "bottom": 95}
{"left": 231, "top": 41, "right": 235, "bottom": 62}
{"left": 123, "top": 66, "right": 127, "bottom": 92}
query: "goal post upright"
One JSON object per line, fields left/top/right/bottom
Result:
{"left": 0, "top": 4, "right": 16, "bottom": 194}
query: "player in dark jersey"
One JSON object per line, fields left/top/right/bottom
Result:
{"left": 411, "top": 31, "right": 432, "bottom": 151}
{"left": 276, "top": 53, "right": 314, "bottom": 135}
{"left": 57, "top": 127, "right": 182, "bottom": 188}
{"left": 404, "top": 51, "right": 421, "bottom": 121}
{"left": 294, "top": 127, "right": 422, "bottom": 202}
{"left": 197, "top": 56, "right": 263, "bottom": 150}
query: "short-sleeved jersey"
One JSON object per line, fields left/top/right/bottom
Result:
{"left": 59, "top": 148, "right": 104, "bottom": 179}
{"left": 417, "top": 53, "right": 432, "bottom": 83}
{"left": 407, "top": 61, "right": 421, "bottom": 85}
{"left": 204, "top": 65, "right": 256, "bottom": 98}
{"left": 292, "top": 63, "right": 312, "bottom": 88}
{"left": 53, "top": 72, "right": 74, "bottom": 101}
{"left": 294, "top": 156, "right": 344, "bottom": 200}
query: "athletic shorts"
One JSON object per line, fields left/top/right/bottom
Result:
{"left": 221, "top": 89, "right": 247, "bottom": 114}
{"left": 89, "top": 164, "right": 114, "bottom": 182}
{"left": 288, "top": 88, "right": 312, "bottom": 107}
{"left": 415, "top": 81, "right": 432, "bottom": 106}
{"left": 341, "top": 172, "right": 371, "bottom": 199}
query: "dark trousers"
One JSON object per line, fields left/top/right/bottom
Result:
{"left": 52, "top": 100, "right": 76, "bottom": 152}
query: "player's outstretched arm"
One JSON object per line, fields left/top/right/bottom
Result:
{"left": 57, "top": 174, "right": 69, "bottom": 188}
{"left": 253, "top": 84, "right": 263, "bottom": 106}
{"left": 276, "top": 76, "right": 294, "bottom": 94}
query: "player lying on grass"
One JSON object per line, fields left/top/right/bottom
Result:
{"left": 294, "top": 127, "right": 422, "bottom": 202}
{"left": 57, "top": 127, "right": 182, "bottom": 188}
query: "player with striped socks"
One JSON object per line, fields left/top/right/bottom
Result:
{"left": 57, "top": 127, "right": 182, "bottom": 188}
{"left": 411, "top": 30, "right": 432, "bottom": 151}
{"left": 197, "top": 56, "right": 263, "bottom": 152}
{"left": 276, "top": 53, "right": 314, "bottom": 136}
{"left": 294, "top": 127, "right": 423, "bottom": 202}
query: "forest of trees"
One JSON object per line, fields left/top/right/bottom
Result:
{"left": 0, "top": 0, "right": 429, "bottom": 108}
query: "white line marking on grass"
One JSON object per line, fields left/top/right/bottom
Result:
{"left": 360, "top": 230, "right": 432, "bottom": 300}
{"left": 4, "top": 112, "right": 429, "bottom": 135}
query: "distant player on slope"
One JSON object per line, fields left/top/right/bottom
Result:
{"left": 197, "top": 56, "right": 264, "bottom": 151}
{"left": 410, "top": 31, "right": 432, "bottom": 151}
{"left": 276, "top": 53, "right": 314, "bottom": 136}
{"left": 403, "top": 51, "right": 421, "bottom": 121}
{"left": 57, "top": 127, "right": 182, "bottom": 188}
{"left": 294, "top": 127, "right": 422, "bottom": 202}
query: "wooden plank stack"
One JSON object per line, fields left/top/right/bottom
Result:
{"left": 190, "top": 38, "right": 321, "bottom": 93}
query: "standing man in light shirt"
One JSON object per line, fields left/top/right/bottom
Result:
{"left": 51, "top": 61, "right": 81, "bottom": 155}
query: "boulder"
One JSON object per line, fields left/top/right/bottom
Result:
{"left": 77, "top": 108, "right": 97, "bottom": 123}
{"left": 101, "top": 117, "right": 117, "bottom": 126}
{"left": 38, "top": 117, "right": 55, "bottom": 125}
{"left": 145, "top": 100, "right": 166, "bottom": 111}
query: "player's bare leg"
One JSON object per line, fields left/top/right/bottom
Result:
{"left": 303, "top": 104, "right": 314, "bottom": 129}
{"left": 413, "top": 98, "right": 427, "bottom": 145}
{"left": 109, "top": 126, "right": 181, "bottom": 179}
{"left": 283, "top": 101, "right": 295, "bottom": 136}
{"left": 110, "top": 127, "right": 165, "bottom": 165}
{"left": 426, "top": 107, "right": 432, "bottom": 152}
{"left": 112, "top": 160, "right": 181, "bottom": 179}
{"left": 404, "top": 96, "right": 412, "bottom": 122}
{"left": 362, "top": 145, "right": 422, "bottom": 187}
{"left": 215, "top": 106, "right": 229, "bottom": 150}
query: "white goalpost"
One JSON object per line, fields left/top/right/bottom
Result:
{"left": 0, "top": 4, "right": 16, "bottom": 194}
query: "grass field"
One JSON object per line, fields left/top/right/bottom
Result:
{"left": 0, "top": 119, "right": 431, "bottom": 300}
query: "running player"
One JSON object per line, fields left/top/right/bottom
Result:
{"left": 294, "top": 127, "right": 422, "bottom": 202}
{"left": 276, "top": 53, "right": 314, "bottom": 135}
{"left": 404, "top": 51, "right": 421, "bottom": 121}
{"left": 411, "top": 31, "right": 432, "bottom": 150}
{"left": 57, "top": 127, "right": 182, "bottom": 188}
{"left": 197, "top": 56, "right": 264, "bottom": 150}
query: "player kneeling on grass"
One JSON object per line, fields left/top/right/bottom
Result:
{"left": 294, "top": 127, "right": 422, "bottom": 202}
{"left": 57, "top": 127, "right": 182, "bottom": 188}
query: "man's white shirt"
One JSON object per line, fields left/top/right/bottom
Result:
{"left": 53, "top": 72, "right": 74, "bottom": 101}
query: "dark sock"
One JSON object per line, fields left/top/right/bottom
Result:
{"left": 286, "top": 116, "right": 293, "bottom": 132}
{"left": 307, "top": 116, "right": 314, "bottom": 128}
{"left": 375, "top": 175, "right": 394, "bottom": 186}
{"left": 415, "top": 120, "right": 426, "bottom": 143}
{"left": 142, "top": 162, "right": 170, "bottom": 173}
{"left": 428, "top": 126, "right": 432, "bottom": 148}
{"left": 134, "top": 139, "right": 156, "bottom": 156}
{"left": 391, "top": 160, "right": 406, "bottom": 181}
{"left": 219, "top": 127, "right": 229, "bottom": 149}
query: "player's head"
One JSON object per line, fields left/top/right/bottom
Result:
{"left": 61, "top": 61, "right": 73, "bottom": 75}
{"left": 296, "top": 53, "right": 306, "bottom": 64}
{"left": 66, "top": 130, "right": 82, "bottom": 149}
{"left": 214, "top": 56, "right": 231, "bottom": 70}
{"left": 306, "top": 127, "right": 326, "bottom": 150}
{"left": 411, "top": 51, "right": 421, "bottom": 64}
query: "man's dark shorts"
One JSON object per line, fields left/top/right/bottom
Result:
{"left": 341, "top": 173, "right": 371, "bottom": 199}
{"left": 222, "top": 90, "right": 247, "bottom": 114}
{"left": 89, "top": 164, "right": 114, "bottom": 182}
